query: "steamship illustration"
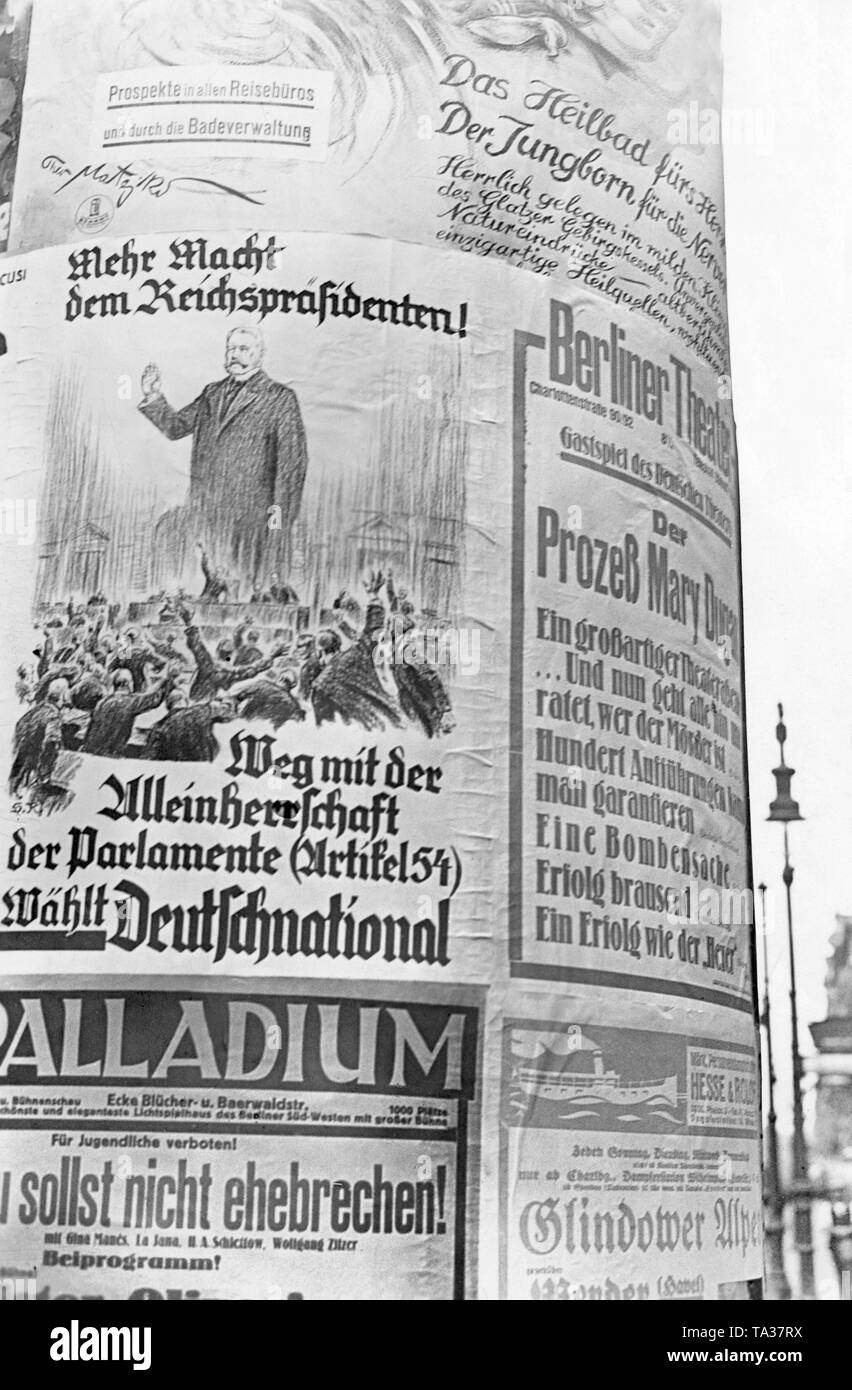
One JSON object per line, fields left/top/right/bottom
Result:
{"left": 512, "top": 1029, "right": 678, "bottom": 1109}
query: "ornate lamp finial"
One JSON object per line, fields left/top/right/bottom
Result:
{"left": 768, "top": 703, "right": 803, "bottom": 823}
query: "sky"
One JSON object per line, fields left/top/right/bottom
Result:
{"left": 722, "top": 0, "right": 852, "bottom": 1136}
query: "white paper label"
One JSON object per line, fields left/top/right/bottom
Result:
{"left": 90, "top": 64, "right": 333, "bottom": 162}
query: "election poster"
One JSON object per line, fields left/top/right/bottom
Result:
{"left": 0, "top": 232, "right": 511, "bottom": 992}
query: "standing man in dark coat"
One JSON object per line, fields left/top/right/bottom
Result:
{"left": 139, "top": 326, "right": 308, "bottom": 581}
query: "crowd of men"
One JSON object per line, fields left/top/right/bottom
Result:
{"left": 11, "top": 570, "right": 454, "bottom": 799}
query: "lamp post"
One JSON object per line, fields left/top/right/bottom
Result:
{"left": 767, "top": 704, "right": 815, "bottom": 1299}
{"left": 759, "top": 882, "right": 791, "bottom": 1299}
{"left": 828, "top": 1203, "right": 852, "bottom": 1298}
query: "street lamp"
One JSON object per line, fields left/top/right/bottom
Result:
{"left": 759, "top": 882, "right": 791, "bottom": 1299}
{"left": 767, "top": 704, "right": 815, "bottom": 1299}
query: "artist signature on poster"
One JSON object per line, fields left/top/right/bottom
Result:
{"left": 41, "top": 153, "right": 264, "bottom": 210}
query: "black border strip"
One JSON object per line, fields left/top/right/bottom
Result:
{"left": 509, "top": 962, "right": 755, "bottom": 1013}
{"left": 453, "top": 1099, "right": 468, "bottom": 1302}
{"left": 509, "top": 332, "right": 545, "bottom": 961}
{"left": 0, "top": 933, "right": 106, "bottom": 951}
